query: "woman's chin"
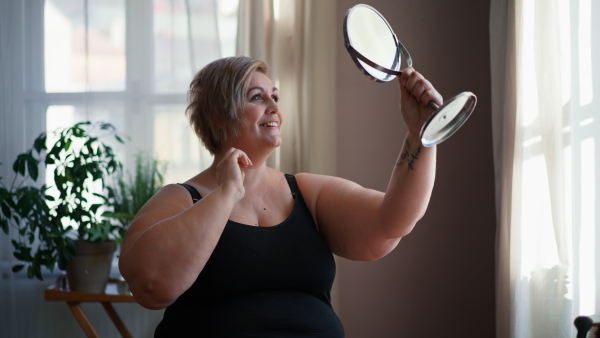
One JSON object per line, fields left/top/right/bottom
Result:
{"left": 265, "top": 137, "right": 282, "bottom": 149}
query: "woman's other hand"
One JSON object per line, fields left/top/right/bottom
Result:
{"left": 216, "top": 147, "right": 253, "bottom": 202}
{"left": 399, "top": 67, "right": 443, "bottom": 137}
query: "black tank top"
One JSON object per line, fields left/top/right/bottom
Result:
{"left": 154, "top": 174, "right": 344, "bottom": 337}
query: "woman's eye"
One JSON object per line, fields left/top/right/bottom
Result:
{"left": 249, "top": 93, "right": 278, "bottom": 103}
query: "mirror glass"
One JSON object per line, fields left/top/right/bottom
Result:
{"left": 345, "top": 5, "right": 402, "bottom": 82}
{"left": 343, "top": 4, "right": 476, "bottom": 147}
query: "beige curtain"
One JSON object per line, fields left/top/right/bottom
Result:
{"left": 490, "top": 1, "right": 519, "bottom": 337}
{"left": 236, "top": 0, "right": 337, "bottom": 176}
{"left": 491, "top": 0, "right": 600, "bottom": 337}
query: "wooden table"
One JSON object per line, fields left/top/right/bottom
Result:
{"left": 45, "top": 277, "right": 136, "bottom": 338}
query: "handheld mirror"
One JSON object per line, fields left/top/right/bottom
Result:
{"left": 343, "top": 4, "right": 477, "bottom": 147}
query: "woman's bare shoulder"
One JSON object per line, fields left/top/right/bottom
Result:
{"left": 132, "top": 183, "right": 194, "bottom": 221}
{"left": 182, "top": 170, "right": 218, "bottom": 198}
{"left": 295, "top": 172, "right": 357, "bottom": 193}
{"left": 294, "top": 173, "right": 347, "bottom": 213}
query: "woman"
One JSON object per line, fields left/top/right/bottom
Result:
{"left": 119, "top": 56, "right": 441, "bottom": 337}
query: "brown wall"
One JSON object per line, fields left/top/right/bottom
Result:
{"left": 335, "top": 0, "right": 496, "bottom": 337}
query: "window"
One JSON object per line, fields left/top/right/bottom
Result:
{"left": 34, "top": 0, "right": 238, "bottom": 186}
{"left": 493, "top": 0, "right": 600, "bottom": 335}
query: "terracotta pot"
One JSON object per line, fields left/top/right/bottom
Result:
{"left": 66, "top": 240, "right": 117, "bottom": 293}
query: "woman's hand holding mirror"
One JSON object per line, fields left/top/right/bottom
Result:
{"left": 399, "top": 67, "right": 443, "bottom": 138}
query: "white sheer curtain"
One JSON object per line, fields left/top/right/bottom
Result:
{"left": 491, "top": 0, "right": 600, "bottom": 337}
{"left": 0, "top": 0, "right": 236, "bottom": 336}
{"left": 236, "top": 0, "right": 337, "bottom": 176}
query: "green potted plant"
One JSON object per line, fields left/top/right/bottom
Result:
{"left": 0, "top": 121, "right": 124, "bottom": 292}
{"left": 106, "top": 151, "right": 165, "bottom": 246}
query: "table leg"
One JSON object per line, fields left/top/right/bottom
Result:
{"left": 66, "top": 302, "right": 100, "bottom": 338}
{"left": 101, "top": 302, "right": 132, "bottom": 338}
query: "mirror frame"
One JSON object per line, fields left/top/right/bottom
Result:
{"left": 419, "top": 91, "right": 477, "bottom": 147}
{"left": 343, "top": 4, "right": 412, "bottom": 82}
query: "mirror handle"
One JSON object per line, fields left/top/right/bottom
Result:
{"left": 428, "top": 101, "right": 440, "bottom": 110}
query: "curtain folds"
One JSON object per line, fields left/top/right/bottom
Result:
{"left": 491, "top": 0, "right": 600, "bottom": 337}
{"left": 490, "top": 0, "right": 519, "bottom": 336}
{"left": 236, "top": 0, "right": 337, "bottom": 176}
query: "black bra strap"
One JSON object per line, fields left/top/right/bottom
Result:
{"left": 177, "top": 183, "right": 202, "bottom": 204}
{"left": 284, "top": 174, "right": 298, "bottom": 196}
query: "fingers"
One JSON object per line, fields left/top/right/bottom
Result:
{"left": 400, "top": 67, "right": 443, "bottom": 107}
{"left": 222, "top": 147, "right": 253, "bottom": 167}
{"left": 216, "top": 148, "right": 253, "bottom": 184}
{"left": 215, "top": 148, "right": 253, "bottom": 200}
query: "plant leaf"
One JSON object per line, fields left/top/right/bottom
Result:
{"left": 12, "top": 264, "right": 25, "bottom": 273}
{"left": 0, "top": 218, "right": 8, "bottom": 234}
{"left": 27, "top": 266, "right": 34, "bottom": 279}
{"left": 13, "top": 154, "right": 27, "bottom": 176}
{"left": 26, "top": 154, "right": 39, "bottom": 181}
{"left": 1, "top": 202, "right": 11, "bottom": 219}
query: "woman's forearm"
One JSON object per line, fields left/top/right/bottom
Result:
{"left": 380, "top": 132, "right": 436, "bottom": 239}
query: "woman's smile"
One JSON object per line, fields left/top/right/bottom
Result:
{"left": 259, "top": 121, "right": 279, "bottom": 128}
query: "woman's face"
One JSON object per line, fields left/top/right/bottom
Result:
{"left": 236, "top": 71, "right": 283, "bottom": 151}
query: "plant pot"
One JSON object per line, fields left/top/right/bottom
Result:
{"left": 66, "top": 240, "right": 117, "bottom": 293}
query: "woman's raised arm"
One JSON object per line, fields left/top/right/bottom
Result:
{"left": 118, "top": 148, "right": 250, "bottom": 309}
{"left": 296, "top": 68, "right": 440, "bottom": 261}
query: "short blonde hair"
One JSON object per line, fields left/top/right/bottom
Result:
{"left": 186, "top": 56, "right": 269, "bottom": 155}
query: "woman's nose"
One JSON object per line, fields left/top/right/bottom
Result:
{"left": 267, "top": 99, "right": 279, "bottom": 113}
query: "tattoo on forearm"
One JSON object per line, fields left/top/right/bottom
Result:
{"left": 396, "top": 140, "right": 422, "bottom": 170}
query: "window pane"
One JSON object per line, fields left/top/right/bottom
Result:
{"left": 153, "top": 105, "right": 213, "bottom": 183}
{"left": 217, "top": 0, "right": 239, "bottom": 57}
{"left": 153, "top": 0, "right": 225, "bottom": 93}
{"left": 46, "top": 103, "right": 126, "bottom": 134}
{"left": 45, "top": 0, "right": 126, "bottom": 92}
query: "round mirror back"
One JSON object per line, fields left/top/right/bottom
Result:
{"left": 420, "top": 92, "right": 477, "bottom": 146}
{"left": 345, "top": 5, "right": 401, "bottom": 82}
